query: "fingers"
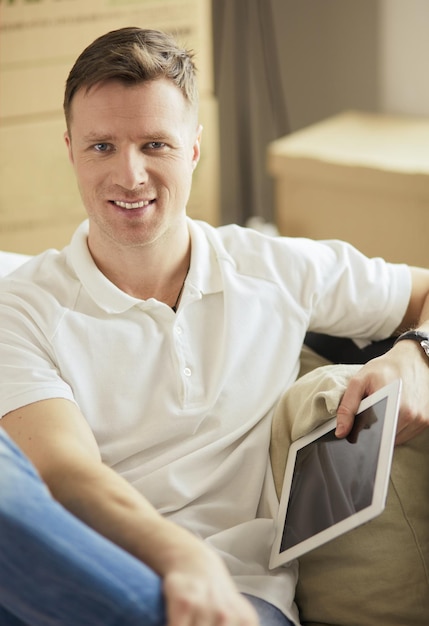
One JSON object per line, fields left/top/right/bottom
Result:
{"left": 158, "top": 523, "right": 260, "bottom": 626}
{"left": 167, "top": 596, "right": 257, "bottom": 626}
{"left": 164, "top": 572, "right": 259, "bottom": 626}
{"left": 335, "top": 375, "right": 370, "bottom": 439}
{"left": 335, "top": 351, "right": 429, "bottom": 445}
{"left": 335, "top": 355, "right": 399, "bottom": 439}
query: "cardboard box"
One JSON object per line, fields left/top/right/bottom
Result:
{"left": 0, "top": 0, "right": 214, "bottom": 120}
{"left": 268, "top": 111, "right": 429, "bottom": 267}
{"left": 0, "top": 94, "right": 219, "bottom": 254}
{"left": 0, "top": 115, "right": 86, "bottom": 253}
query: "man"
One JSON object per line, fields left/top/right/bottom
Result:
{"left": 0, "top": 27, "right": 428, "bottom": 626}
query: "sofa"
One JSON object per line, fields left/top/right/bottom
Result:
{"left": 1, "top": 251, "right": 428, "bottom": 625}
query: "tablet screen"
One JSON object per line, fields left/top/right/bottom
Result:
{"left": 280, "top": 397, "right": 386, "bottom": 553}
{"left": 270, "top": 380, "right": 401, "bottom": 569}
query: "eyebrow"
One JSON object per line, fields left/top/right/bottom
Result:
{"left": 81, "top": 131, "right": 176, "bottom": 144}
{"left": 82, "top": 133, "right": 115, "bottom": 143}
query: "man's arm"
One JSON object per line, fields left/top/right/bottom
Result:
{"left": 1, "top": 399, "right": 258, "bottom": 626}
{"left": 336, "top": 266, "right": 429, "bottom": 444}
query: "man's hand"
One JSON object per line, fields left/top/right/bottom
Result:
{"left": 335, "top": 339, "right": 429, "bottom": 445}
{"left": 162, "top": 540, "right": 259, "bottom": 626}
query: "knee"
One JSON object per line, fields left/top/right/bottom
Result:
{"left": 0, "top": 427, "right": 24, "bottom": 468}
{"left": 0, "top": 428, "right": 46, "bottom": 509}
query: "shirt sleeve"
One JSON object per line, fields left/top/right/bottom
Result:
{"left": 0, "top": 281, "right": 76, "bottom": 418}
{"left": 290, "top": 237, "right": 412, "bottom": 340}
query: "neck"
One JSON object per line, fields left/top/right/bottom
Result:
{"left": 88, "top": 223, "right": 191, "bottom": 305}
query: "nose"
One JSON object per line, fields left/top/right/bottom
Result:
{"left": 112, "top": 147, "right": 148, "bottom": 190}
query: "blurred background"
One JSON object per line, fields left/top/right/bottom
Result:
{"left": 1, "top": 0, "right": 429, "bottom": 264}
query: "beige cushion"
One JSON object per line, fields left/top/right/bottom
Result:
{"left": 271, "top": 359, "right": 429, "bottom": 626}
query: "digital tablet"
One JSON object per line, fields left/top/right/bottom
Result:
{"left": 269, "top": 379, "right": 401, "bottom": 569}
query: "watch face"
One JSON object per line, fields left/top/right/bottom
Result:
{"left": 421, "top": 339, "right": 429, "bottom": 357}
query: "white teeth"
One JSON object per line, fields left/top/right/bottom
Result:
{"left": 114, "top": 200, "right": 150, "bottom": 210}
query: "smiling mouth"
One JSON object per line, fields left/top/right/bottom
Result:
{"left": 112, "top": 199, "right": 153, "bottom": 210}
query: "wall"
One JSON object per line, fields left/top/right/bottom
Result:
{"left": 272, "top": 0, "right": 379, "bottom": 132}
{"left": 273, "top": 0, "right": 429, "bottom": 130}
{"left": 379, "top": 0, "right": 429, "bottom": 117}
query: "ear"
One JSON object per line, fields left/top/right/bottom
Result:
{"left": 191, "top": 124, "right": 203, "bottom": 171}
{"left": 64, "top": 130, "right": 74, "bottom": 165}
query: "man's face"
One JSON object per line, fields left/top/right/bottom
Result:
{"left": 64, "top": 78, "right": 201, "bottom": 253}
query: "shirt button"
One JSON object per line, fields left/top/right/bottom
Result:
{"left": 175, "top": 326, "right": 183, "bottom": 335}
{"left": 183, "top": 367, "right": 192, "bottom": 377}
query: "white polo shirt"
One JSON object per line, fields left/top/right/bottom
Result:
{"left": 0, "top": 219, "right": 410, "bottom": 624}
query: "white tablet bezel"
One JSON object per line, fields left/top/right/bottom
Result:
{"left": 269, "top": 378, "right": 401, "bottom": 569}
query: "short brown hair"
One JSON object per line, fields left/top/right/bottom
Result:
{"left": 64, "top": 27, "right": 198, "bottom": 129}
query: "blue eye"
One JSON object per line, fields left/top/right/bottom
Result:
{"left": 94, "top": 143, "right": 110, "bottom": 152}
{"left": 147, "top": 142, "right": 165, "bottom": 149}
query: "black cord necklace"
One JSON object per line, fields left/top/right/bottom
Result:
{"left": 171, "top": 267, "right": 189, "bottom": 313}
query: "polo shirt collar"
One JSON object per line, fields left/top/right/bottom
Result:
{"left": 67, "top": 219, "right": 224, "bottom": 314}
{"left": 186, "top": 218, "right": 224, "bottom": 297}
{"left": 67, "top": 220, "right": 141, "bottom": 313}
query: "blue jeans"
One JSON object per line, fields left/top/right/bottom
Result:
{"left": 0, "top": 428, "right": 293, "bottom": 626}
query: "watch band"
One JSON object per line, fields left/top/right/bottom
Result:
{"left": 394, "top": 330, "right": 429, "bottom": 359}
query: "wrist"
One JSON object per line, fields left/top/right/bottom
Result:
{"left": 151, "top": 519, "right": 217, "bottom": 575}
{"left": 394, "top": 330, "right": 429, "bottom": 361}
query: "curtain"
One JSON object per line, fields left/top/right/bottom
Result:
{"left": 212, "top": 0, "right": 290, "bottom": 225}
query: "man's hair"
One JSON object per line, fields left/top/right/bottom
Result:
{"left": 64, "top": 27, "right": 198, "bottom": 129}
